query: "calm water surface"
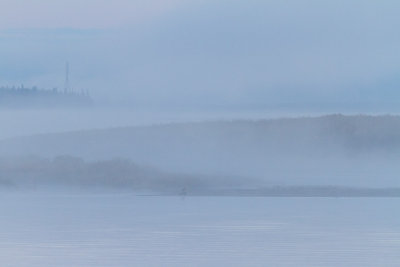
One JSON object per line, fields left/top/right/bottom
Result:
{"left": 0, "top": 194, "right": 398, "bottom": 266}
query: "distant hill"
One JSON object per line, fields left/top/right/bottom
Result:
{"left": 1, "top": 114, "right": 400, "bottom": 187}
{"left": 0, "top": 156, "right": 228, "bottom": 194}
{"left": 0, "top": 155, "right": 399, "bottom": 196}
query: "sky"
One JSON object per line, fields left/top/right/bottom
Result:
{"left": 1, "top": 0, "right": 400, "bottom": 111}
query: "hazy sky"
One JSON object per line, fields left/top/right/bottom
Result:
{"left": 1, "top": 0, "right": 400, "bottom": 111}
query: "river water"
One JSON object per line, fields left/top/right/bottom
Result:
{"left": 0, "top": 194, "right": 398, "bottom": 266}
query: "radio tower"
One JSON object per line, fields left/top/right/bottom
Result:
{"left": 64, "top": 61, "right": 70, "bottom": 94}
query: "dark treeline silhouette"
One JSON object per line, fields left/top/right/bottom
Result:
{"left": 0, "top": 85, "right": 92, "bottom": 107}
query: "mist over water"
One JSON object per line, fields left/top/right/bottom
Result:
{"left": 2, "top": 0, "right": 400, "bottom": 265}
{"left": 1, "top": 108, "right": 400, "bottom": 191}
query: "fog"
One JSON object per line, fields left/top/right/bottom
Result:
{"left": 2, "top": 112, "right": 400, "bottom": 192}
{"left": 2, "top": 0, "right": 400, "bottom": 110}
{"left": 0, "top": 0, "right": 399, "bottom": 194}
{"left": 2, "top": 1, "right": 400, "bottom": 266}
